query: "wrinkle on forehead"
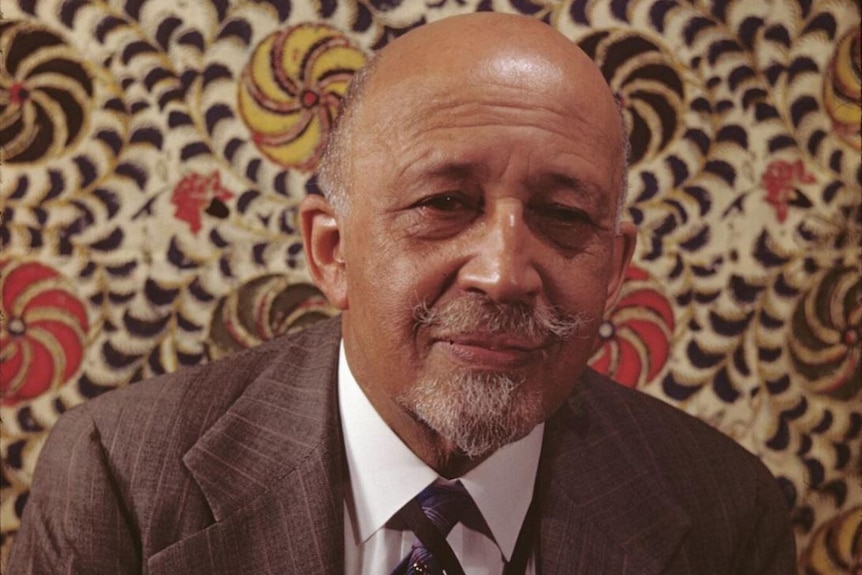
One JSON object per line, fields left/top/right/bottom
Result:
{"left": 361, "top": 45, "right": 616, "bottom": 139}
{"left": 362, "top": 68, "right": 577, "bottom": 132}
{"left": 353, "top": 81, "right": 620, "bottom": 173}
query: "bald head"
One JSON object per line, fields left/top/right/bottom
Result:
{"left": 317, "top": 13, "right": 628, "bottom": 218}
{"left": 372, "top": 13, "right": 609, "bottom": 91}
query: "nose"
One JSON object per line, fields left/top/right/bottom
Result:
{"left": 457, "top": 200, "right": 543, "bottom": 302}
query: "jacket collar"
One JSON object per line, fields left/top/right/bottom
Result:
{"left": 149, "top": 318, "right": 345, "bottom": 575}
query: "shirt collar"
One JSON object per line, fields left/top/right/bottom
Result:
{"left": 338, "top": 341, "right": 544, "bottom": 561}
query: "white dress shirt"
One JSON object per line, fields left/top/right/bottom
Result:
{"left": 339, "top": 342, "right": 542, "bottom": 575}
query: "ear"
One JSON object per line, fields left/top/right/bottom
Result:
{"left": 299, "top": 194, "right": 348, "bottom": 310}
{"left": 603, "top": 221, "right": 637, "bottom": 314}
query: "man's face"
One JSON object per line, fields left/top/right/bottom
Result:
{"left": 312, "top": 49, "right": 634, "bottom": 461}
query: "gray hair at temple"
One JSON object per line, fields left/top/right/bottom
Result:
{"left": 315, "top": 55, "right": 379, "bottom": 217}
{"left": 315, "top": 53, "right": 631, "bottom": 227}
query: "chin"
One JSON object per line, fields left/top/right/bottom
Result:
{"left": 399, "top": 369, "right": 544, "bottom": 460}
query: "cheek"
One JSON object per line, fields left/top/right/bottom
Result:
{"left": 548, "top": 257, "right": 613, "bottom": 310}
{"left": 361, "top": 239, "right": 453, "bottom": 303}
{"left": 347, "top": 244, "right": 447, "bottom": 340}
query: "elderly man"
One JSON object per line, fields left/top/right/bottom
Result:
{"left": 9, "top": 12, "right": 794, "bottom": 575}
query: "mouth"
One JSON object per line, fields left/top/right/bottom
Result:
{"left": 433, "top": 334, "right": 549, "bottom": 369}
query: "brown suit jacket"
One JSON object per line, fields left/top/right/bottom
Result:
{"left": 8, "top": 317, "right": 795, "bottom": 574}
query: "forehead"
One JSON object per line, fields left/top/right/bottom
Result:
{"left": 347, "top": 58, "right": 623, "bottom": 199}
{"left": 362, "top": 49, "right": 604, "bottom": 126}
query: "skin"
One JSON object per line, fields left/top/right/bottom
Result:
{"left": 300, "top": 13, "right": 637, "bottom": 478}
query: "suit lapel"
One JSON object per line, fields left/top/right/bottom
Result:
{"left": 537, "top": 369, "right": 691, "bottom": 575}
{"left": 148, "top": 319, "right": 345, "bottom": 575}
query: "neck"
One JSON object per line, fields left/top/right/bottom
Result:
{"left": 373, "top": 396, "right": 491, "bottom": 477}
{"left": 415, "top": 425, "right": 492, "bottom": 479}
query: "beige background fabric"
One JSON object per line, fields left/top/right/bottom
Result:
{"left": 0, "top": 0, "right": 859, "bottom": 571}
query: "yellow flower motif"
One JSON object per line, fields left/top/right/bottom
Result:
{"left": 238, "top": 23, "right": 367, "bottom": 171}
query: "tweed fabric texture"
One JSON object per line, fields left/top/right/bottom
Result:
{"left": 6, "top": 318, "right": 796, "bottom": 574}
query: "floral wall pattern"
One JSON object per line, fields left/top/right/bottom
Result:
{"left": 1, "top": 0, "right": 860, "bottom": 571}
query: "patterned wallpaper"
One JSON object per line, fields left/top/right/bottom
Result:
{"left": 1, "top": 0, "right": 860, "bottom": 571}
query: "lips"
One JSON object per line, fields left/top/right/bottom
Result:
{"left": 433, "top": 333, "right": 548, "bottom": 369}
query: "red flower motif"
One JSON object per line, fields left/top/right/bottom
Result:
{"left": 170, "top": 171, "right": 233, "bottom": 234}
{"left": 589, "top": 266, "right": 675, "bottom": 388}
{"left": 9, "top": 82, "right": 28, "bottom": 105}
{"left": 0, "top": 261, "right": 90, "bottom": 405}
{"left": 761, "top": 159, "right": 815, "bottom": 222}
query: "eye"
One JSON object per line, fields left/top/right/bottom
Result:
{"left": 401, "top": 192, "right": 478, "bottom": 240}
{"left": 416, "top": 193, "right": 474, "bottom": 213}
{"left": 533, "top": 203, "right": 591, "bottom": 225}
{"left": 529, "top": 202, "right": 598, "bottom": 251}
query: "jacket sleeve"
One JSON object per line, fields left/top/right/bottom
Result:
{"left": 6, "top": 405, "right": 142, "bottom": 575}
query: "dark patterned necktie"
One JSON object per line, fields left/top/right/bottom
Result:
{"left": 392, "top": 481, "right": 488, "bottom": 575}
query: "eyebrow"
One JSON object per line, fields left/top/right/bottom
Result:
{"left": 529, "top": 172, "right": 618, "bottom": 221}
{"left": 394, "top": 155, "right": 475, "bottom": 186}
{"left": 528, "top": 172, "right": 603, "bottom": 202}
{"left": 412, "top": 160, "right": 475, "bottom": 180}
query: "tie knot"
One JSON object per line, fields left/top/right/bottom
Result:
{"left": 390, "top": 481, "right": 492, "bottom": 575}
{"left": 416, "top": 481, "right": 486, "bottom": 537}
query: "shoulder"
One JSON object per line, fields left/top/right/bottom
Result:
{"left": 569, "top": 367, "right": 786, "bottom": 503}
{"left": 561, "top": 368, "right": 795, "bottom": 570}
{"left": 34, "top": 316, "right": 342, "bottom": 493}
{"left": 11, "top": 317, "right": 343, "bottom": 569}
{"left": 573, "top": 367, "right": 768, "bottom": 476}
{"left": 64, "top": 316, "right": 341, "bottom": 434}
